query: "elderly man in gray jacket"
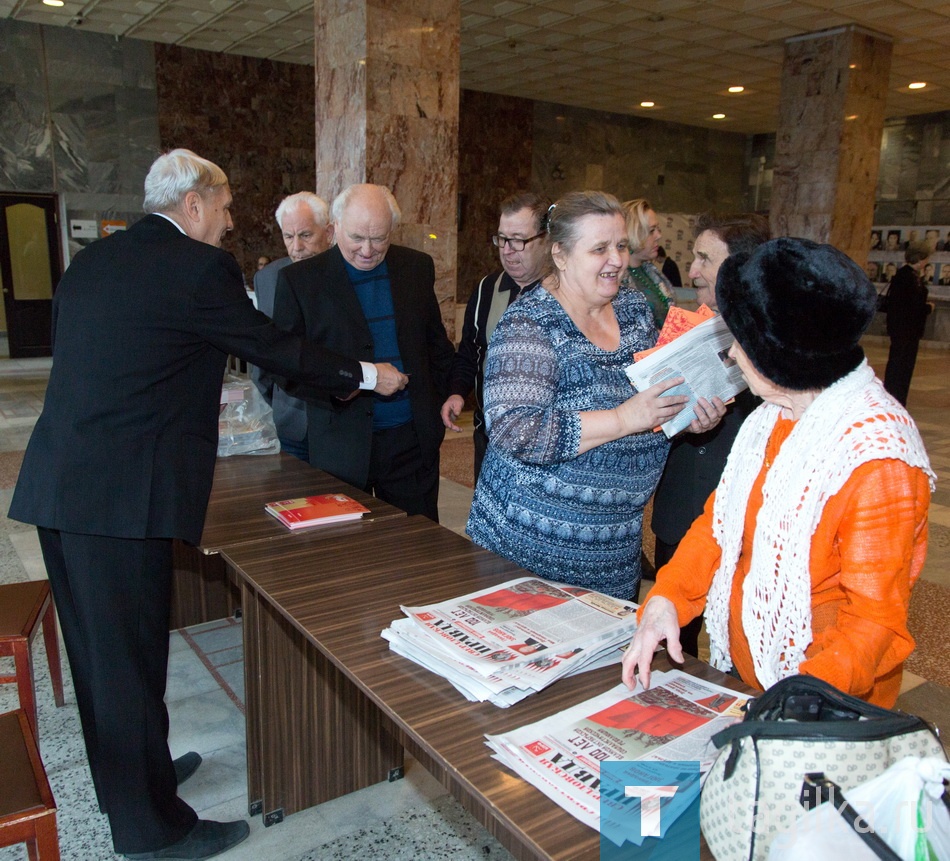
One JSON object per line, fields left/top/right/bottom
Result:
{"left": 252, "top": 191, "right": 335, "bottom": 460}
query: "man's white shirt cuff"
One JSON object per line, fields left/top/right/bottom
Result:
{"left": 359, "top": 362, "right": 377, "bottom": 390}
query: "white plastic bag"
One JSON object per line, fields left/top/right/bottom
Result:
{"left": 217, "top": 378, "right": 281, "bottom": 457}
{"left": 768, "top": 756, "right": 950, "bottom": 861}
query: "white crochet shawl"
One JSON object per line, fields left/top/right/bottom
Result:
{"left": 705, "top": 360, "right": 936, "bottom": 688}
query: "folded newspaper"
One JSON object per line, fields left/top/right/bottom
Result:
{"left": 486, "top": 670, "right": 749, "bottom": 847}
{"left": 382, "top": 577, "right": 638, "bottom": 707}
{"left": 625, "top": 314, "right": 748, "bottom": 438}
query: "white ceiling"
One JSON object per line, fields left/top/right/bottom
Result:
{"left": 5, "top": 0, "right": 950, "bottom": 133}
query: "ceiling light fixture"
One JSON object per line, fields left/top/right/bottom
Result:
{"left": 727, "top": 86, "right": 744, "bottom": 93}
{"left": 640, "top": 101, "right": 655, "bottom": 108}
{"left": 43, "top": 0, "right": 65, "bottom": 6}
{"left": 908, "top": 82, "right": 927, "bottom": 90}
{"left": 712, "top": 113, "right": 726, "bottom": 120}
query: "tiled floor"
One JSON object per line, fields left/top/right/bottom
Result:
{"left": 0, "top": 336, "right": 947, "bottom": 860}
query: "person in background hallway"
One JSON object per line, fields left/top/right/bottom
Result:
{"left": 467, "top": 191, "right": 724, "bottom": 601}
{"left": 623, "top": 198, "right": 677, "bottom": 328}
{"left": 257, "top": 255, "right": 270, "bottom": 270}
{"left": 252, "top": 191, "right": 335, "bottom": 461}
{"left": 440, "top": 191, "right": 551, "bottom": 481}
{"left": 650, "top": 212, "right": 770, "bottom": 656}
{"left": 884, "top": 241, "right": 933, "bottom": 407}
{"left": 7, "top": 150, "right": 406, "bottom": 861}
{"left": 656, "top": 245, "right": 682, "bottom": 287}
{"left": 273, "top": 183, "right": 454, "bottom": 521}
{"left": 623, "top": 238, "right": 933, "bottom": 709}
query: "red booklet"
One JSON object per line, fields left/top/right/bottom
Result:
{"left": 264, "top": 494, "right": 370, "bottom": 530}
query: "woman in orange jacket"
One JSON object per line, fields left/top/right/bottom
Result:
{"left": 621, "top": 238, "right": 934, "bottom": 707}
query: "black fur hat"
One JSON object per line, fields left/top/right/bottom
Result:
{"left": 716, "top": 237, "right": 877, "bottom": 391}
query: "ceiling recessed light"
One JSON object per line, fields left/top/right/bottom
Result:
{"left": 43, "top": 0, "right": 65, "bottom": 6}
{"left": 845, "top": 114, "right": 858, "bottom": 121}
{"left": 908, "top": 82, "right": 927, "bottom": 90}
{"left": 727, "top": 86, "right": 744, "bottom": 93}
{"left": 640, "top": 101, "right": 655, "bottom": 108}
{"left": 712, "top": 113, "right": 726, "bottom": 120}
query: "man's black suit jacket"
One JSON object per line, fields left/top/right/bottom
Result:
{"left": 885, "top": 264, "right": 931, "bottom": 340}
{"left": 273, "top": 244, "right": 454, "bottom": 489}
{"left": 650, "top": 388, "right": 759, "bottom": 547}
{"left": 9, "top": 215, "right": 362, "bottom": 545}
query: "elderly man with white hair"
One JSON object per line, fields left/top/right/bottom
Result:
{"left": 273, "top": 183, "right": 454, "bottom": 521}
{"left": 253, "top": 191, "right": 335, "bottom": 460}
{"left": 9, "top": 150, "right": 407, "bottom": 861}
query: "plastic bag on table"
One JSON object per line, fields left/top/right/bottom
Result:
{"left": 767, "top": 756, "right": 950, "bottom": 861}
{"left": 217, "top": 377, "right": 281, "bottom": 457}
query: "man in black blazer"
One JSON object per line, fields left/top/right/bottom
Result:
{"left": 8, "top": 150, "right": 407, "bottom": 860}
{"left": 273, "top": 183, "right": 454, "bottom": 522}
{"left": 884, "top": 241, "right": 933, "bottom": 405}
{"left": 649, "top": 213, "right": 769, "bottom": 655}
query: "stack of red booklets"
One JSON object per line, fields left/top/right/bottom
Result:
{"left": 264, "top": 494, "right": 370, "bottom": 530}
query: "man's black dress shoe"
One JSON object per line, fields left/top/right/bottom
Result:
{"left": 124, "top": 819, "right": 250, "bottom": 860}
{"left": 173, "top": 751, "right": 202, "bottom": 786}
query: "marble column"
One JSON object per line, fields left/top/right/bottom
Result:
{"left": 770, "top": 26, "right": 892, "bottom": 267}
{"left": 314, "top": 0, "right": 460, "bottom": 337}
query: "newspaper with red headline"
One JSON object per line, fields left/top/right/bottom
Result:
{"left": 382, "top": 577, "right": 638, "bottom": 707}
{"left": 486, "top": 670, "right": 749, "bottom": 845}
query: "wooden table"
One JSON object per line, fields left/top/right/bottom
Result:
{"left": 170, "top": 453, "right": 405, "bottom": 628}
{"left": 222, "top": 516, "right": 754, "bottom": 859}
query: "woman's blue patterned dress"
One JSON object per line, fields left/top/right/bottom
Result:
{"left": 466, "top": 285, "right": 670, "bottom": 600}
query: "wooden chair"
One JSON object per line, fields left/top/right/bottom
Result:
{"left": 0, "top": 581, "right": 65, "bottom": 741}
{"left": 0, "top": 709, "right": 60, "bottom": 860}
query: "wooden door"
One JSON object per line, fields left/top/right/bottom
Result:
{"left": 0, "top": 193, "right": 62, "bottom": 357}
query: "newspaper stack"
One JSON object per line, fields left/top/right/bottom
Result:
{"left": 486, "top": 670, "right": 749, "bottom": 847}
{"left": 382, "top": 577, "right": 639, "bottom": 708}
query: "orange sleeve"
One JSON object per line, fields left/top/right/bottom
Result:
{"left": 638, "top": 490, "right": 722, "bottom": 627}
{"left": 799, "top": 459, "right": 930, "bottom": 705}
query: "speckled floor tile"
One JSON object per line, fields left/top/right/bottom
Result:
{"left": 290, "top": 794, "right": 512, "bottom": 861}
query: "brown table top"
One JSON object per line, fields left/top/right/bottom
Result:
{"left": 196, "top": 453, "right": 405, "bottom": 554}
{"left": 222, "top": 516, "right": 755, "bottom": 861}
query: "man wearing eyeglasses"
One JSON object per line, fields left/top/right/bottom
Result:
{"left": 441, "top": 191, "right": 551, "bottom": 480}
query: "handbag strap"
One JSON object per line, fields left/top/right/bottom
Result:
{"left": 711, "top": 674, "right": 933, "bottom": 750}
{"left": 799, "top": 773, "right": 903, "bottom": 861}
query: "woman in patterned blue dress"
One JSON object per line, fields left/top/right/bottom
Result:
{"left": 467, "top": 191, "right": 723, "bottom": 600}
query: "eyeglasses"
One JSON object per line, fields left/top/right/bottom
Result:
{"left": 492, "top": 231, "right": 546, "bottom": 252}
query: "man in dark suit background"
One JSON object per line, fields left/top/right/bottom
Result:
{"left": 274, "top": 183, "right": 454, "bottom": 522}
{"left": 252, "top": 191, "right": 335, "bottom": 461}
{"left": 649, "top": 212, "right": 770, "bottom": 655}
{"left": 884, "top": 241, "right": 933, "bottom": 406}
{"left": 8, "top": 150, "right": 407, "bottom": 861}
